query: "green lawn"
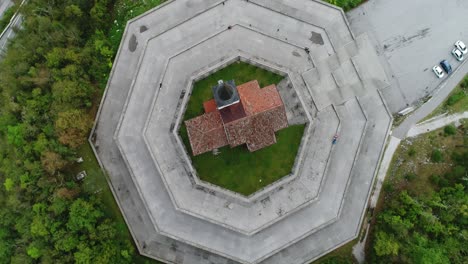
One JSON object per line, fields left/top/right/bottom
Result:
{"left": 311, "top": 239, "right": 357, "bottom": 264}
{"left": 180, "top": 61, "right": 305, "bottom": 196}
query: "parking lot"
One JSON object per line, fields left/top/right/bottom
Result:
{"left": 347, "top": 0, "right": 468, "bottom": 113}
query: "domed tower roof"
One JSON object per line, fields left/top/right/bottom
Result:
{"left": 212, "top": 80, "right": 240, "bottom": 109}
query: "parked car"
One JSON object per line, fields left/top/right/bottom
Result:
{"left": 440, "top": 60, "right": 452, "bottom": 74}
{"left": 455, "top": 40, "right": 467, "bottom": 54}
{"left": 451, "top": 48, "right": 464, "bottom": 61}
{"left": 432, "top": 65, "right": 444, "bottom": 78}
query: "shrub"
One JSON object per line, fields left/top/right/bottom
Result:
{"left": 404, "top": 173, "right": 416, "bottom": 181}
{"left": 383, "top": 182, "right": 395, "bottom": 193}
{"left": 460, "top": 77, "right": 468, "bottom": 89}
{"left": 446, "top": 91, "right": 465, "bottom": 106}
{"left": 443, "top": 125, "right": 457, "bottom": 136}
{"left": 408, "top": 148, "right": 416, "bottom": 157}
{"left": 431, "top": 149, "right": 443, "bottom": 163}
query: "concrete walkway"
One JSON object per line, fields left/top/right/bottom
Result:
{"left": 407, "top": 111, "right": 468, "bottom": 138}
{"left": 368, "top": 135, "right": 401, "bottom": 209}
{"left": 351, "top": 134, "right": 400, "bottom": 261}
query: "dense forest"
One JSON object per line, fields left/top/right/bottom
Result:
{"left": 368, "top": 125, "right": 468, "bottom": 264}
{"left": 0, "top": 0, "right": 163, "bottom": 262}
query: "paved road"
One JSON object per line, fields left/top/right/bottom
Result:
{"left": 392, "top": 58, "right": 468, "bottom": 138}
{"left": 347, "top": 0, "right": 468, "bottom": 113}
{"left": 0, "top": 0, "right": 13, "bottom": 19}
{"left": 0, "top": 0, "right": 23, "bottom": 53}
{"left": 407, "top": 111, "right": 468, "bottom": 137}
{"left": 0, "top": 13, "right": 21, "bottom": 51}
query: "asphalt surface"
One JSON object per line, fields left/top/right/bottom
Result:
{"left": 393, "top": 58, "right": 468, "bottom": 138}
{"left": 0, "top": 0, "right": 21, "bottom": 53}
{"left": 347, "top": 0, "right": 468, "bottom": 114}
{"left": 0, "top": 0, "right": 13, "bottom": 19}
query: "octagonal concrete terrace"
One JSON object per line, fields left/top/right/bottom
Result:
{"left": 90, "top": 0, "right": 393, "bottom": 263}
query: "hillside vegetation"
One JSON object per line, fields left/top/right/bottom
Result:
{"left": 0, "top": 0, "right": 163, "bottom": 263}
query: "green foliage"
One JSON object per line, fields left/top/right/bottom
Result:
{"left": 446, "top": 91, "right": 465, "bottom": 106}
{"left": 370, "top": 141, "right": 468, "bottom": 263}
{"left": 408, "top": 147, "right": 416, "bottom": 157}
{"left": 443, "top": 125, "right": 456, "bottom": 136}
{"left": 6, "top": 124, "right": 25, "bottom": 147}
{"left": 318, "top": 256, "right": 353, "bottom": 264}
{"left": 0, "top": 0, "right": 163, "bottom": 263}
{"left": 404, "top": 173, "right": 416, "bottom": 181}
{"left": 108, "top": 0, "right": 165, "bottom": 52}
{"left": 3, "top": 178, "right": 14, "bottom": 191}
{"left": 67, "top": 199, "right": 103, "bottom": 232}
{"left": 0, "top": 3, "right": 19, "bottom": 33}
{"left": 325, "top": 0, "right": 364, "bottom": 11}
{"left": 431, "top": 149, "right": 443, "bottom": 163}
{"left": 26, "top": 245, "right": 42, "bottom": 259}
{"left": 426, "top": 75, "right": 468, "bottom": 119}
{"left": 55, "top": 109, "right": 92, "bottom": 148}
{"left": 374, "top": 231, "right": 399, "bottom": 256}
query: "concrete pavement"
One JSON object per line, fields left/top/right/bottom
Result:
{"left": 347, "top": 0, "right": 468, "bottom": 113}
{"left": 407, "top": 111, "right": 468, "bottom": 138}
{"left": 393, "top": 58, "right": 468, "bottom": 139}
{"left": 90, "top": 0, "right": 392, "bottom": 263}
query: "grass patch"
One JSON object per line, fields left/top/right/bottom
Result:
{"left": 311, "top": 239, "right": 357, "bottom": 264}
{"left": 424, "top": 75, "right": 468, "bottom": 120}
{"left": 180, "top": 61, "right": 305, "bottom": 196}
{"left": 325, "top": 0, "right": 365, "bottom": 11}
{"left": 180, "top": 124, "right": 305, "bottom": 195}
{"left": 380, "top": 122, "right": 466, "bottom": 200}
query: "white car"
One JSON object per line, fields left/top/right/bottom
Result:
{"left": 452, "top": 48, "right": 464, "bottom": 61}
{"left": 432, "top": 65, "right": 444, "bottom": 78}
{"left": 455, "top": 40, "right": 467, "bottom": 54}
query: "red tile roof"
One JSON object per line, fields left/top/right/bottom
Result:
{"left": 184, "top": 111, "right": 228, "bottom": 156}
{"left": 237, "top": 80, "right": 284, "bottom": 116}
{"left": 185, "top": 80, "right": 288, "bottom": 156}
{"left": 219, "top": 101, "right": 247, "bottom": 123}
{"left": 203, "top": 99, "right": 217, "bottom": 113}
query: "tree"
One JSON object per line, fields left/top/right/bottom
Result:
{"left": 55, "top": 109, "right": 92, "bottom": 148}
{"left": 27, "top": 244, "right": 42, "bottom": 259}
{"left": 374, "top": 231, "right": 400, "bottom": 257}
{"left": 3, "top": 178, "right": 14, "bottom": 191}
{"left": 67, "top": 198, "right": 103, "bottom": 232}
{"left": 6, "top": 124, "right": 25, "bottom": 147}
{"left": 41, "top": 151, "right": 67, "bottom": 175}
{"left": 431, "top": 149, "right": 443, "bottom": 163}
